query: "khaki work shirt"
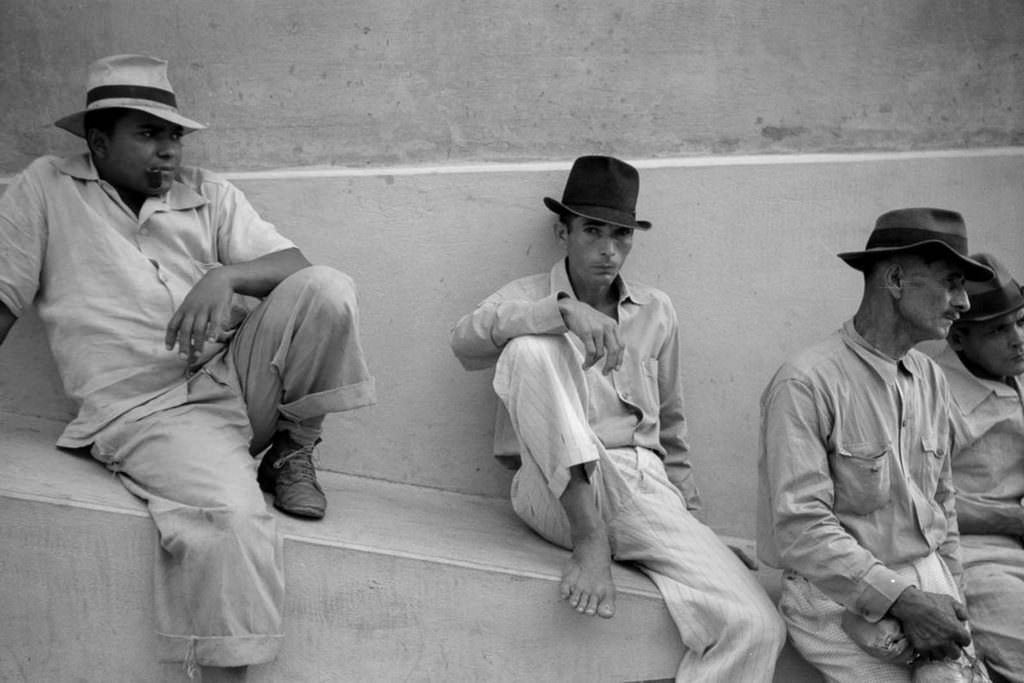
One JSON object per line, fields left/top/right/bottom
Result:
{"left": 758, "top": 319, "right": 961, "bottom": 622}
{"left": 450, "top": 259, "right": 701, "bottom": 512}
{"left": 934, "top": 345, "right": 1024, "bottom": 543}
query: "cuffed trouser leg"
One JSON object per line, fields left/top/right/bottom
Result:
{"left": 228, "top": 265, "right": 376, "bottom": 452}
{"left": 494, "top": 335, "right": 786, "bottom": 683}
{"left": 961, "top": 537, "right": 1024, "bottom": 683}
{"left": 92, "top": 371, "right": 284, "bottom": 669}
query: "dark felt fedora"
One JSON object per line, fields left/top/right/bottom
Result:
{"left": 958, "top": 253, "right": 1024, "bottom": 323}
{"left": 55, "top": 54, "right": 206, "bottom": 138}
{"left": 544, "top": 156, "right": 651, "bottom": 230}
{"left": 837, "top": 207, "right": 993, "bottom": 281}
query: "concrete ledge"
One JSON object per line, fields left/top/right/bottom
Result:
{"left": 0, "top": 412, "right": 821, "bottom": 682}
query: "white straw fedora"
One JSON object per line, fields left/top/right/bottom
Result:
{"left": 54, "top": 54, "right": 206, "bottom": 138}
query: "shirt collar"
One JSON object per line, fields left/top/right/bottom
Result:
{"left": 56, "top": 153, "right": 208, "bottom": 211}
{"left": 841, "top": 318, "right": 919, "bottom": 382}
{"left": 548, "top": 259, "right": 651, "bottom": 306}
{"left": 935, "top": 343, "right": 1020, "bottom": 414}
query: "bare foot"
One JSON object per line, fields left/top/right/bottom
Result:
{"left": 560, "top": 530, "right": 616, "bottom": 618}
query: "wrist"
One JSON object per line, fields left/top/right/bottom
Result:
{"left": 888, "top": 586, "right": 922, "bottom": 619}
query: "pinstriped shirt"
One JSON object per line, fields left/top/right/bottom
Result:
{"left": 758, "top": 319, "right": 962, "bottom": 622}
{"left": 0, "top": 154, "right": 294, "bottom": 447}
{"left": 450, "top": 259, "right": 701, "bottom": 512}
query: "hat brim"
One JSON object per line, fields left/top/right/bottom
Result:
{"left": 959, "top": 292, "right": 1024, "bottom": 323}
{"left": 543, "top": 197, "right": 651, "bottom": 230}
{"left": 837, "top": 240, "right": 994, "bottom": 282}
{"left": 55, "top": 104, "right": 206, "bottom": 138}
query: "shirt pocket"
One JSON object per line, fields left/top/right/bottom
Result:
{"left": 918, "top": 435, "right": 947, "bottom": 495}
{"left": 830, "top": 441, "right": 892, "bottom": 516}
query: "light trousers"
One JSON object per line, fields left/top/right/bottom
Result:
{"left": 494, "top": 335, "right": 786, "bottom": 683}
{"left": 961, "top": 535, "right": 1024, "bottom": 683}
{"left": 780, "top": 551, "right": 980, "bottom": 683}
{"left": 89, "top": 266, "right": 375, "bottom": 668}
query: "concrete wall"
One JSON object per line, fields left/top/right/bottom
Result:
{"left": 2, "top": 1, "right": 1023, "bottom": 174}
{"left": 1, "top": 2, "right": 1023, "bottom": 538}
{"left": 3, "top": 151, "right": 1023, "bottom": 538}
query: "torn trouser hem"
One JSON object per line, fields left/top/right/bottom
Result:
{"left": 157, "top": 632, "right": 284, "bottom": 668}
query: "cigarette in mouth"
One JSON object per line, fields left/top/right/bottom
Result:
{"left": 146, "top": 169, "right": 164, "bottom": 189}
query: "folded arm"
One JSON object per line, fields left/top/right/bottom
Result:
{"left": 450, "top": 291, "right": 568, "bottom": 370}
{"left": 165, "top": 246, "right": 310, "bottom": 362}
{"left": 954, "top": 492, "right": 1024, "bottom": 537}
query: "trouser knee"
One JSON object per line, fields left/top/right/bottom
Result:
{"left": 280, "top": 265, "right": 358, "bottom": 318}
{"left": 500, "top": 334, "right": 574, "bottom": 371}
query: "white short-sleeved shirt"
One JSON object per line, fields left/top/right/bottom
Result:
{"left": 0, "top": 153, "right": 295, "bottom": 446}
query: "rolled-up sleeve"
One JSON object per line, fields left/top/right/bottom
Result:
{"left": 209, "top": 177, "right": 295, "bottom": 264}
{"left": 0, "top": 166, "right": 47, "bottom": 316}
{"left": 762, "top": 377, "right": 913, "bottom": 621}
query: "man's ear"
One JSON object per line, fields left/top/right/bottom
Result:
{"left": 86, "top": 129, "right": 109, "bottom": 160}
{"left": 882, "top": 262, "right": 904, "bottom": 299}
{"left": 552, "top": 218, "right": 568, "bottom": 246}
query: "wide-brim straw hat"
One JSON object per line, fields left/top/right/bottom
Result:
{"left": 54, "top": 54, "right": 206, "bottom": 138}
{"left": 958, "top": 253, "right": 1024, "bottom": 323}
{"left": 544, "top": 155, "right": 652, "bottom": 230}
{"left": 837, "top": 207, "right": 993, "bottom": 281}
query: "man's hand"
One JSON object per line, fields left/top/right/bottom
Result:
{"left": 165, "top": 267, "right": 234, "bottom": 364}
{"left": 558, "top": 297, "right": 623, "bottom": 374}
{"left": 888, "top": 587, "right": 971, "bottom": 661}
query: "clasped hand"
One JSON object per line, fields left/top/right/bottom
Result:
{"left": 165, "top": 268, "right": 235, "bottom": 365}
{"left": 889, "top": 587, "right": 971, "bottom": 662}
{"left": 558, "top": 298, "right": 623, "bottom": 374}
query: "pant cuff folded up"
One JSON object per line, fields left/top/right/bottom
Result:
{"left": 157, "top": 632, "right": 284, "bottom": 667}
{"left": 279, "top": 377, "right": 377, "bottom": 421}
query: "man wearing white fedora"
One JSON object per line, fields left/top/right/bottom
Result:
{"left": 759, "top": 208, "right": 994, "bottom": 681}
{"left": 450, "top": 156, "right": 786, "bottom": 682}
{"left": 931, "top": 253, "right": 1024, "bottom": 682}
{"left": 0, "top": 55, "right": 376, "bottom": 679}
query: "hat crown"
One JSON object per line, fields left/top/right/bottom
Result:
{"left": 87, "top": 54, "right": 174, "bottom": 93}
{"left": 867, "top": 207, "right": 967, "bottom": 252}
{"left": 560, "top": 155, "right": 640, "bottom": 214}
{"left": 54, "top": 53, "right": 205, "bottom": 138}
{"left": 836, "top": 206, "right": 993, "bottom": 282}
{"left": 961, "top": 253, "right": 1024, "bottom": 322}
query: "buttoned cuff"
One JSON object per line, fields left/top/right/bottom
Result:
{"left": 852, "top": 564, "right": 916, "bottom": 623}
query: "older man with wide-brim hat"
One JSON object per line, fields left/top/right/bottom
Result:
{"left": 758, "top": 207, "right": 995, "bottom": 681}
{"left": 932, "top": 252, "right": 1024, "bottom": 682}
{"left": 0, "top": 54, "right": 378, "bottom": 681}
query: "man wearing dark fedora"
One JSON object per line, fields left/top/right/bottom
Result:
{"left": 0, "top": 55, "right": 376, "bottom": 679}
{"left": 758, "top": 208, "right": 995, "bottom": 680}
{"left": 451, "top": 155, "right": 786, "bottom": 682}
{"left": 930, "top": 253, "right": 1024, "bottom": 682}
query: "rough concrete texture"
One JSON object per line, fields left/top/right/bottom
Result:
{"left": 1, "top": 0, "right": 1023, "bottom": 173}
{"left": 2, "top": 151, "right": 1022, "bottom": 539}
